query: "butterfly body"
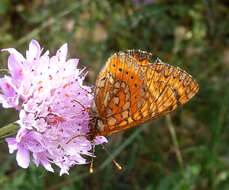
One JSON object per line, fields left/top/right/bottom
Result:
{"left": 88, "top": 50, "right": 199, "bottom": 138}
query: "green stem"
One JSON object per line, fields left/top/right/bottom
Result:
{"left": 0, "top": 123, "right": 19, "bottom": 138}
{"left": 166, "top": 115, "right": 183, "bottom": 168}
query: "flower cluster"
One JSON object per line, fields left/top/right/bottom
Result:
{"left": 0, "top": 40, "right": 107, "bottom": 175}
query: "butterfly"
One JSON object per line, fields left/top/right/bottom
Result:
{"left": 88, "top": 50, "right": 199, "bottom": 140}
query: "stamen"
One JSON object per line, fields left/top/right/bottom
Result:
{"left": 6, "top": 83, "right": 10, "bottom": 89}
{"left": 65, "top": 93, "right": 70, "bottom": 97}
{"left": 38, "top": 86, "right": 43, "bottom": 92}
{"left": 49, "top": 75, "right": 53, "bottom": 80}
{"left": 63, "top": 82, "right": 70, "bottom": 89}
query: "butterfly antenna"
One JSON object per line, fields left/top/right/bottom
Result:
{"left": 66, "top": 134, "right": 90, "bottom": 144}
{"left": 90, "top": 144, "right": 95, "bottom": 174}
{"left": 102, "top": 145, "right": 122, "bottom": 171}
{"left": 73, "top": 99, "right": 90, "bottom": 112}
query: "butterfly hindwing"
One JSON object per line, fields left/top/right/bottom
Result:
{"left": 93, "top": 50, "right": 199, "bottom": 136}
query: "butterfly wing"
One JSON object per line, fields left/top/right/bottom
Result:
{"left": 94, "top": 50, "right": 198, "bottom": 136}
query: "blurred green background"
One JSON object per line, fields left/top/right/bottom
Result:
{"left": 0, "top": 0, "right": 229, "bottom": 189}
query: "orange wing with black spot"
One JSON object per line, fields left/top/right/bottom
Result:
{"left": 94, "top": 50, "right": 198, "bottom": 136}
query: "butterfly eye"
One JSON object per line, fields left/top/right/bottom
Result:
{"left": 119, "top": 68, "right": 122, "bottom": 72}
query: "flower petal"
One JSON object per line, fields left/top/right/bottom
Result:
{"left": 1, "top": 48, "right": 25, "bottom": 63}
{"left": 33, "top": 152, "right": 54, "bottom": 172}
{"left": 16, "top": 145, "right": 30, "bottom": 168}
{"left": 0, "top": 76, "right": 20, "bottom": 108}
{"left": 26, "top": 40, "right": 41, "bottom": 61}
{"left": 0, "top": 94, "right": 19, "bottom": 109}
{"left": 40, "top": 157, "right": 54, "bottom": 172}
{"left": 16, "top": 128, "right": 28, "bottom": 142}
{"left": 6, "top": 138, "right": 18, "bottom": 153}
{"left": 8, "top": 54, "right": 24, "bottom": 79}
{"left": 0, "top": 77, "right": 16, "bottom": 97}
{"left": 56, "top": 43, "right": 68, "bottom": 63}
{"left": 94, "top": 136, "right": 108, "bottom": 145}
{"left": 59, "top": 166, "right": 69, "bottom": 176}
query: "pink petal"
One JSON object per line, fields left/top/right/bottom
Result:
{"left": 42, "top": 50, "right": 49, "bottom": 57}
{"left": 0, "top": 77, "right": 16, "bottom": 97}
{"left": 18, "top": 110, "right": 35, "bottom": 130}
{"left": 40, "top": 158, "right": 54, "bottom": 172}
{"left": 1, "top": 48, "right": 25, "bottom": 63}
{"left": 26, "top": 40, "right": 41, "bottom": 61}
{"left": 66, "top": 58, "right": 79, "bottom": 66}
{"left": 0, "top": 76, "right": 19, "bottom": 109}
{"left": 94, "top": 136, "right": 108, "bottom": 145}
{"left": 56, "top": 43, "right": 68, "bottom": 63}
{"left": 8, "top": 54, "right": 24, "bottom": 79}
{"left": 6, "top": 138, "right": 18, "bottom": 153}
{"left": 16, "top": 146, "right": 30, "bottom": 168}
{"left": 32, "top": 153, "right": 40, "bottom": 167}
{"left": 0, "top": 94, "right": 19, "bottom": 109}
{"left": 16, "top": 128, "right": 28, "bottom": 142}
{"left": 59, "top": 167, "right": 69, "bottom": 176}
{"left": 65, "top": 59, "right": 80, "bottom": 73}
{"left": 33, "top": 152, "right": 54, "bottom": 172}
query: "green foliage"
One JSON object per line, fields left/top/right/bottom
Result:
{"left": 0, "top": 0, "right": 229, "bottom": 189}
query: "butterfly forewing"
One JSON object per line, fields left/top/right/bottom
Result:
{"left": 93, "top": 50, "right": 198, "bottom": 136}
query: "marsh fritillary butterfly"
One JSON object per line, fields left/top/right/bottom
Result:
{"left": 88, "top": 50, "right": 198, "bottom": 139}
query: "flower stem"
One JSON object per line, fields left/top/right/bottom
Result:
{"left": 0, "top": 123, "right": 19, "bottom": 138}
{"left": 165, "top": 115, "right": 183, "bottom": 168}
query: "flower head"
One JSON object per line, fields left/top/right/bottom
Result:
{"left": 1, "top": 40, "right": 107, "bottom": 175}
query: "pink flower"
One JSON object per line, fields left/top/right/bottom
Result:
{"left": 1, "top": 40, "right": 107, "bottom": 175}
